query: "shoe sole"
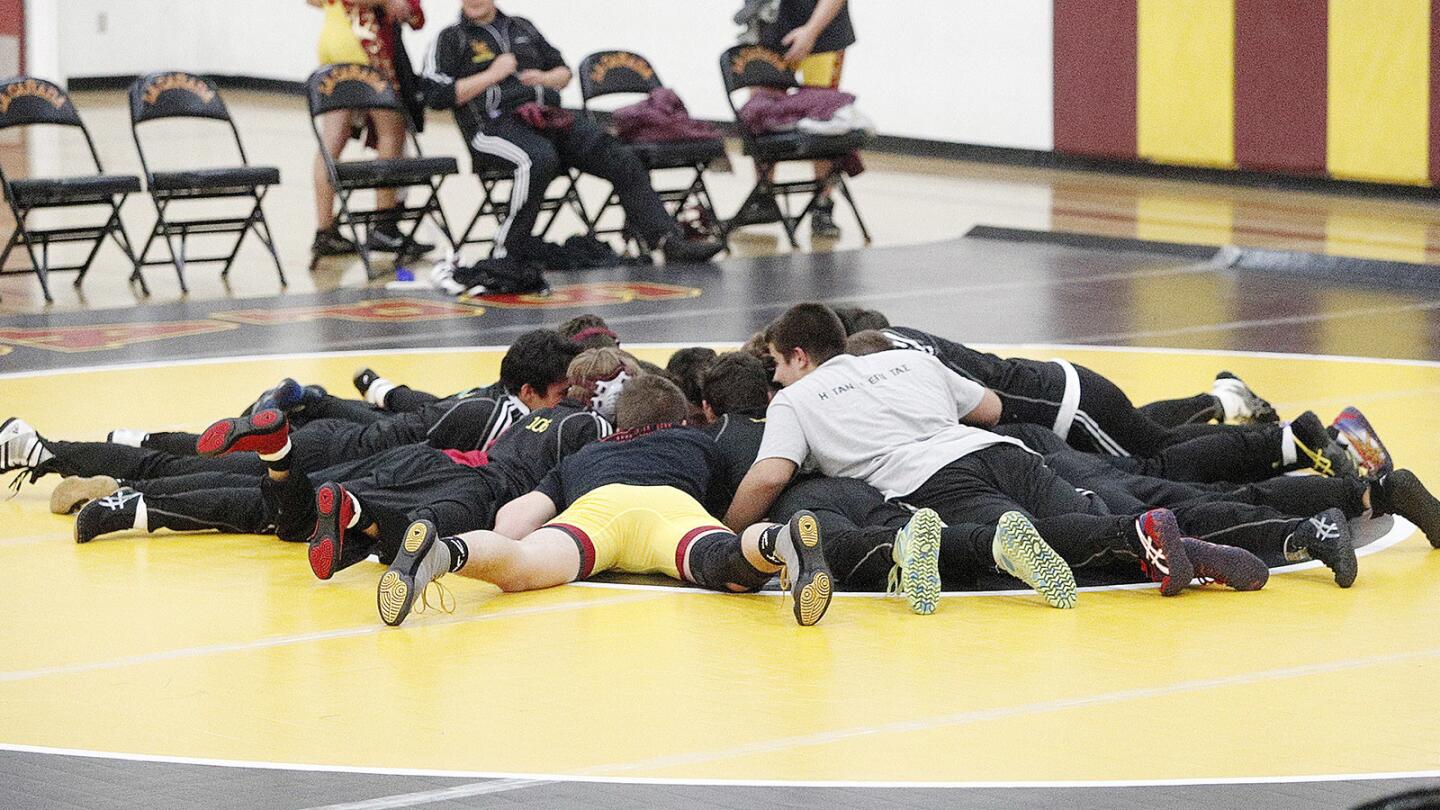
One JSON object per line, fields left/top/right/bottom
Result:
{"left": 50, "top": 476, "right": 119, "bottom": 515}
{"left": 899, "top": 508, "right": 943, "bottom": 615}
{"left": 309, "top": 482, "right": 351, "bottom": 581}
{"left": 378, "top": 520, "right": 434, "bottom": 627}
{"left": 788, "top": 512, "right": 832, "bottom": 626}
{"left": 1335, "top": 408, "right": 1392, "bottom": 476}
{"left": 195, "top": 410, "right": 285, "bottom": 457}
{"left": 995, "top": 512, "right": 1078, "bottom": 609}
{"left": 1188, "top": 541, "right": 1269, "bottom": 591}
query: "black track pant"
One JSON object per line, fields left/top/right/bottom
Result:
{"left": 40, "top": 441, "right": 268, "bottom": 479}
{"left": 1139, "top": 394, "right": 1222, "bottom": 428}
{"left": 473, "top": 113, "right": 674, "bottom": 259}
{"left": 1104, "top": 424, "right": 1285, "bottom": 483}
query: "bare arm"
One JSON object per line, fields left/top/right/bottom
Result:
{"left": 960, "top": 388, "right": 1002, "bottom": 428}
{"left": 519, "top": 66, "right": 572, "bottom": 91}
{"left": 451, "top": 54, "right": 518, "bottom": 107}
{"left": 494, "top": 490, "right": 558, "bottom": 538}
{"left": 723, "top": 457, "right": 798, "bottom": 532}
{"left": 781, "top": 0, "right": 847, "bottom": 63}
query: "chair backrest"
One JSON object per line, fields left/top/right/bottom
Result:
{"left": 129, "top": 71, "right": 231, "bottom": 124}
{"left": 306, "top": 64, "right": 402, "bottom": 117}
{"left": 0, "top": 77, "right": 84, "bottom": 130}
{"left": 719, "top": 45, "right": 797, "bottom": 95}
{"left": 578, "top": 51, "right": 663, "bottom": 105}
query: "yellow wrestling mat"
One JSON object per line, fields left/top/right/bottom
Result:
{"left": 2, "top": 345, "right": 1438, "bottom": 785}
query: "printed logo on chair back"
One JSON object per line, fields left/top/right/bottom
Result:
{"left": 307, "top": 64, "right": 397, "bottom": 115}
{"left": 0, "top": 78, "right": 81, "bottom": 129}
{"left": 130, "top": 72, "right": 228, "bottom": 124}
{"left": 585, "top": 51, "right": 658, "bottom": 96}
{"left": 724, "top": 46, "right": 796, "bottom": 92}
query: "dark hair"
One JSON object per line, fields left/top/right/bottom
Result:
{"left": 499, "top": 330, "right": 582, "bottom": 396}
{"left": 832, "top": 306, "right": 891, "bottom": 336}
{"left": 846, "top": 329, "right": 894, "bottom": 356}
{"left": 556, "top": 314, "right": 618, "bottom": 349}
{"left": 615, "top": 373, "right": 690, "bottom": 429}
{"left": 764, "top": 303, "right": 846, "bottom": 365}
{"left": 701, "top": 352, "right": 770, "bottom": 417}
{"left": 665, "top": 347, "right": 718, "bottom": 407}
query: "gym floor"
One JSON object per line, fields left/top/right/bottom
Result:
{"left": 1, "top": 92, "right": 1439, "bottom": 809}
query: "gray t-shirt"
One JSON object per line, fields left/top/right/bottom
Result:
{"left": 755, "top": 350, "right": 1029, "bottom": 498}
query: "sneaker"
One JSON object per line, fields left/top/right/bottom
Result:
{"left": 1182, "top": 538, "right": 1268, "bottom": 591}
{"left": 50, "top": 475, "right": 120, "bottom": 515}
{"left": 1286, "top": 507, "right": 1357, "bottom": 588}
{"left": 250, "top": 378, "right": 305, "bottom": 416}
{"left": 106, "top": 428, "right": 148, "bottom": 447}
{"left": 311, "top": 226, "right": 356, "bottom": 257}
{"left": 1375, "top": 469, "right": 1440, "bottom": 549}
{"left": 992, "top": 511, "right": 1078, "bottom": 608}
{"left": 0, "top": 417, "right": 49, "bottom": 473}
{"left": 74, "top": 487, "right": 142, "bottom": 543}
{"left": 729, "top": 193, "right": 782, "bottom": 228}
{"left": 353, "top": 368, "right": 380, "bottom": 397}
{"left": 430, "top": 255, "right": 466, "bottom": 295}
{"left": 775, "top": 510, "right": 832, "bottom": 626}
{"left": 658, "top": 232, "right": 725, "bottom": 264}
{"left": 366, "top": 224, "right": 434, "bottom": 257}
{"left": 195, "top": 409, "right": 288, "bottom": 457}
{"left": 809, "top": 201, "right": 841, "bottom": 239}
{"left": 309, "top": 481, "right": 355, "bottom": 580}
{"left": 377, "top": 519, "right": 454, "bottom": 627}
{"left": 1212, "top": 371, "right": 1278, "bottom": 423}
{"left": 887, "top": 508, "right": 942, "bottom": 615}
{"left": 1289, "top": 411, "right": 1357, "bottom": 478}
{"left": 1331, "top": 407, "right": 1392, "bottom": 477}
{"left": 1135, "top": 508, "right": 1194, "bottom": 596}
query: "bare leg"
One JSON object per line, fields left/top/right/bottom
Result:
{"left": 453, "top": 527, "right": 581, "bottom": 592}
{"left": 314, "top": 110, "right": 350, "bottom": 230}
{"left": 371, "top": 109, "right": 405, "bottom": 212}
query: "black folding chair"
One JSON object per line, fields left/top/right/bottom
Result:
{"left": 453, "top": 161, "right": 589, "bottom": 252}
{"left": 718, "top": 45, "right": 872, "bottom": 248}
{"left": 129, "top": 71, "right": 285, "bottom": 293}
{"left": 0, "top": 77, "right": 145, "bottom": 302}
{"left": 578, "top": 50, "right": 727, "bottom": 248}
{"left": 305, "top": 64, "right": 458, "bottom": 275}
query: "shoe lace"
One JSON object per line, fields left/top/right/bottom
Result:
{"left": 885, "top": 563, "right": 904, "bottom": 597}
{"left": 1291, "top": 436, "right": 1334, "bottom": 476}
{"left": 412, "top": 578, "right": 456, "bottom": 618}
{"left": 5, "top": 468, "right": 35, "bottom": 500}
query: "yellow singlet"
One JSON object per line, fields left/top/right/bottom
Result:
{"left": 316, "top": 0, "right": 370, "bottom": 66}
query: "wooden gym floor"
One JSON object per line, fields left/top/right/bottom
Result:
{"left": 1, "top": 92, "right": 1439, "bottom": 809}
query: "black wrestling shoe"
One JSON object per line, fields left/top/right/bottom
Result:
{"left": 1285, "top": 507, "right": 1357, "bottom": 588}
{"left": 776, "top": 510, "right": 832, "bottom": 626}
{"left": 311, "top": 227, "right": 356, "bottom": 257}
{"left": 353, "top": 368, "right": 380, "bottom": 397}
{"left": 377, "top": 519, "right": 454, "bottom": 627}
{"left": 1289, "top": 411, "right": 1357, "bottom": 478}
{"left": 809, "top": 200, "right": 841, "bottom": 239}
{"left": 366, "top": 224, "right": 434, "bottom": 257}
{"left": 1183, "top": 538, "right": 1268, "bottom": 591}
{"left": 1375, "top": 469, "right": 1440, "bottom": 549}
{"left": 75, "top": 487, "right": 142, "bottom": 544}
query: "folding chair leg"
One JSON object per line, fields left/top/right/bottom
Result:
{"left": 694, "top": 173, "right": 727, "bottom": 250}
{"left": 835, "top": 175, "right": 872, "bottom": 245}
{"left": 252, "top": 206, "right": 288, "bottom": 287}
{"left": 22, "top": 235, "right": 53, "bottom": 303}
{"left": 337, "top": 192, "right": 375, "bottom": 277}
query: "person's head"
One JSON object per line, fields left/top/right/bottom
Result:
{"left": 701, "top": 352, "right": 771, "bottom": 420}
{"left": 846, "top": 329, "right": 894, "bottom": 357}
{"left": 499, "top": 329, "right": 581, "bottom": 410}
{"left": 614, "top": 374, "right": 689, "bottom": 430}
{"left": 832, "top": 306, "right": 891, "bottom": 336}
{"left": 461, "top": 0, "right": 498, "bottom": 24}
{"left": 763, "top": 303, "right": 847, "bottom": 387}
{"left": 566, "top": 346, "right": 640, "bottom": 421}
{"left": 665, "top": 347, "right": 718, "bottom": 409}
{"left": 557, "top": 314, "right": 619, "bottom": 350}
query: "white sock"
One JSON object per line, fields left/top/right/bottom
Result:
{"left": 108, "top": 428, "right": 148, "bottom": 448}
{"left": 344, "top": 492, "right": 361, "bottom": 529}
{"left": 1213, "top": 389, "right": 1243, "bottom": 422}
{"left": 366, "top": 380, "right": 396, "bottom": 408}
{"left": 133, "top": 497, "right": 149, "bottom": 532}
{"left": 257, "top": 438, "right": 291, "bottom": 464}
{"left": 1280, "top": 424, "right": 1298, "bottom": 465}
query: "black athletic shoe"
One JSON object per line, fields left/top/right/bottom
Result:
{"left": 311, "top": 227, "right": 356, "bottom": 257}
{"left": 75, "top": 487, "right": 142, "bottom": 544}
{"left": 1289, "top": 411, "right": 1357, "bottom": 478}
{"left": 1183, "top": 538, "right": 1269, "bottom": 591}
{"left": 777, "top": 510, "right": 832, "bottom": 626}
{"left": 250, "top": 378, "right": 305, "bottom": 416}
{"left": 809, "top": 201, "right": 841, "bottom": 239}
{"left": 353, "top": 368, "right": 380, "bottom": 398}
{"left": 377, "top": 519, "right": 454, "bottom": 627}
{"left": 366, "top": 224, "right": 434, "bottom": 257}
{"left": 1376, "top": 469, "right": 1440, "bottom": 549}
{"left": 657, "top": 232, "right": 724, "bottom": 264}
{"left": 1286, "top": 507, "right": 1357, "bottom": 587}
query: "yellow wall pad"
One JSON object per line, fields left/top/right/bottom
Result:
{"left": 1327, "top": 0, "right": 1430, "bottom": 184}
{"left": 1137, "top": 0, "right": 1236, "bottom": 168}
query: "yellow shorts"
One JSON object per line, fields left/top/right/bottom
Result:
{"left": 544, "top": 484, "right": 730, "bottom": 582}
{"left": 797, "top": 50, "right": 846, "bottom": 89}
{"left": 317, "top": 1, "right": 370, "bottom": 66}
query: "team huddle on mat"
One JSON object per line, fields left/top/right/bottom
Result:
{"left": 4, "top": 302, "right": 1437, "bottom": 627}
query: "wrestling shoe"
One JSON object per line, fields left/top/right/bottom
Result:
{"left": 308, "top": 481, "right": 355, "bottom": 581}
{"left": 251, "top": 378, "right": 305, "bottom": 415}
{"left": 74, "top": 487, "right": 142, "bottom": 544}
{"left": 657, "top": 232, "right": 725, "bottom": 264}
{"left": 1182, "top": 538, "right": 1268, "bottom": 591}
{"left": 992, "top": 511, "right": 1078, "bottom": 609}
{"left": 366, "top": 223, "right": 434, "bottom": 256}
{"left": 0, "top": 417, "right": 51, "bottom": 473}
{"left": 1331, "top": 407, "right": 1393, "bottom": 477}
{"left": 887, "top": 508, "right": 942, "bottom": 615}
{"left": 809, "top": 200, "right": 841, "bottom": 239}
{"left": 1289, "top": 411, "right": 1357, "bottom": 478}
{"left": 1213, "top": 371, "right": 1278, "bottom": 423}
{"left": 195, "top": 409, "right": 288, "bottom": 457}
{"left": 311, "top": 226, "right": 356, "bottom": 258}
{"left": 1136, "top": 508, "right": 1194, "bottom": 596}
{"left": 106, "top": 428, "right": 147, "bottom": 447}
{"left": 1285, "top": 507, "right": 1357, "bottom": 588}
{"left": 1373, "top": 469, "right": 1440, "bottom": 549}
{"left": 50, "top": 475, "right": 120, "bottom": 515}
{"left": 377, "top": 519, "right": 454, "bottom": 627}
{"left": 776, "top": 510, "right": 832, "bottom": 626}
{"left": 353, "top": 367, "right": 380, "bottom": 397}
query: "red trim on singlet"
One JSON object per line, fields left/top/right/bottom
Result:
{"left": 675, "top": 525, "right": 730, "bottom": 584}
{"left": 547, "top": 522, "right": 596, "bottom": 579}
